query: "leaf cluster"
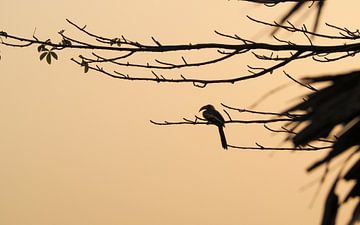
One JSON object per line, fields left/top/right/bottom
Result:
{"left": 37, "top": 39, "right": 58, "bottom": 64}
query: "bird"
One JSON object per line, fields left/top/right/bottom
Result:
{"left": 199, "top": 104, "right": 227, "bottom": 149}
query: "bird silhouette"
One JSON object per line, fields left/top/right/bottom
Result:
{"left": 200, "top": 104, "right": 227, "bottom": 149}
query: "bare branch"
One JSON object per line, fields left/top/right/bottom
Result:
{"left": 228, "top": 144, "right": 332, "bottom": 151}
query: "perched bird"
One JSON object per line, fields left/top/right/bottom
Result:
{"left": 199, "top": 104, "right": 227, "bottom": 149}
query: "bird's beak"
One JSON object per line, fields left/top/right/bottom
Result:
{"left": 199, "top": 106, "right": 206, "bottom": 112}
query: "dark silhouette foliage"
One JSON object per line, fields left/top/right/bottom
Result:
{"left": 285, "top": 71, "right": 360, "bottom": 225}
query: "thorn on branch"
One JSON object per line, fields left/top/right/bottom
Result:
{"left": 121, "top": 35, "right": 128, "bottom": 43}
{"left": 256, "top": 142, "right": 265, "bottom": 149}
{"left": 113, "top": 71, "right": 127, "bottom": 78}
{"left": 151, "top": 36, "right": 162, "bottom": 46}
{"left": 151, "top": 71, "right": 160, "bottom": 82}
{"left": 181, "top": 56, "right": 188, "bottom": 65}
{"left": 223, "top": 109, "right": 232, "bottom": 121}
{"left": 283, "top": 71, "right": 317, "bottom": 91}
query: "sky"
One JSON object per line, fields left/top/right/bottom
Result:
{"left": 0, "top": 1, "right": 359, "bottom": 225}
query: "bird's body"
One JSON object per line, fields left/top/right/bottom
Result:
{"left": 200, "top": 104, "right": 227, "bottom": 149}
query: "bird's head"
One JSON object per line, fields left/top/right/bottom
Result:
{"left": 199, "top": 104, "right": 215, "bottom": 112}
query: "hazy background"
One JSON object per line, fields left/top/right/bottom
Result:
{"left": 0, "top": 1, "right": 358, "bottom": 225}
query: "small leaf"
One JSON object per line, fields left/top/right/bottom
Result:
{"left": 110, "top": 38, "right": 116, "bottom": 46}
{"left": 50, "top": 51, "right": 58, "bottom": 60}
{"left": 37, "top": 45, "right": 43, "bottom": 52}
{"left": 84, "top": 62, "right": 89, "bottom": 73}
{"left": 46, "top": 53, "right": 52, "bottom": 64}
{"left": 37, "top": 44, "right": 48, "bottom": 52}
{"left": 62, "top": 39, "right": 71, "bottom": 46}
{"left": 39, "top": 52, "right": 47, "bottom": 61}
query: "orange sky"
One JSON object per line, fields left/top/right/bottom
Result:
{"left": 0, "top": 1, "right": 359, "bottom": 225}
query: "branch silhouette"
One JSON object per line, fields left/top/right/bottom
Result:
{"left": 0, "top": 1, "right": 359, "bottom": 224}
{"left": 2, "top": 17, "right": 360, "bottom": 87}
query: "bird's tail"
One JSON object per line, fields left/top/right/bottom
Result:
{"left": 218, "top": 126, "right": 227, "bottom": 149}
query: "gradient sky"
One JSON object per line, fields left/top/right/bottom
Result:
{"left": 0, "top": 1, "right": 358, "bottom": 225}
